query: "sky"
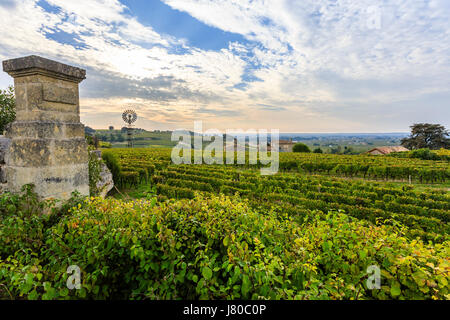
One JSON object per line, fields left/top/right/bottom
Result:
{"left": 0, "top": 0, "right": 449, "bottom": 132}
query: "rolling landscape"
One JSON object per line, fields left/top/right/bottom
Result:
{"left": 0, "top": 0, "right": 449, "bottom": 313}
{"left": 92, "top": 128, "right": 408, "bottom": 153}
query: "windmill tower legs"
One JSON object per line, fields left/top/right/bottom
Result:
{"left": 127, "top": 127, "right": 133, "bottom": 148}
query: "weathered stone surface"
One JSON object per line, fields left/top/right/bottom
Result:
{"left": 6, "top": 122, "right": 85, "bottom": 139}
{"left": 97, "top": 161, "right": 114, "bottom": 198}
{"left": 0, "top": 137, "right": 10, "bottom": 184}
{"left": 38, "top": 101, "right": 78, "bottom": 114}
{"left": 2, "top": 55, "right": 89, "bottom": 201}
{"left": 89, "top": 149, "right": 113, "bottom": 198}
{"left": 0, "top": 136, "right": 10, "bottom": 164}
{"left": 6, "top": 138, "right": 88, "bottom": 167}
{"left": 12, "top": 81, "right": 79, "bottom": 119}
{"left": 0, "top": 165, "right": 6, "bottom": 183}
{"left": 7, "top": 138, "right": 52, "bottom": 167}
{"left": 5, "top": 164, "right": 89, "bottom": 200}
{"left": 6, "top": 122, "right": 62, "bottom": 139}
{"left": 13, "top": 83, "right": 29, "bottom": 113}
{"left": 6, "top": 69, "right": 81, "bottom": 123}
{"left": 15, "top": 110, "right": 80, "bottom": 122}
{"left": 53, "top": 138, "right": 89, "bottom": 165}
{"left": 43, "top": 83, "right": 77, "bottom": 105}
{"left": 64, "top": 123, "right": 85, "bottom": 138}
{"left": 3, "top": 55, "right": 86, "bottom": 83}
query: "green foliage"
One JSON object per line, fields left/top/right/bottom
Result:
{"left": 0, "top": 185, "right": 85, "bottom": 257}
{"left": 146, "top": 162, "right": 450, "bottom": 242}
{"left": 1, "top": 193, "right": 448, "bottom": 300}
{"left": 343, "top": 146, "right": 355, "bottom": 155}
{"left": 293, "top": 143, "right": 311, "bottom": 153}
{"left": 0, "top": 187, "right": 85, "bottom": 300}
{"left": 313, "top": 147, "right": 323, "bottom": 153}
{"left": 116, "top": 134, "right": 125, "bottom": 142}
{"left": 105, "top": 148, "right": 449, "bottom": 184}
{"left": 1, "top": 147, "right": 448, "bottom": 300}
{"left": 101, "top": 150, "right": 121, "bottom": 183}
{"left": 102, "top": 148, "right": 449, "bottom": 242}
{"left": 86, "top": 135, "right": 99, "bottom": 148}
{"left": 99, "top": 141, "right": 111, "bottom": 148}
{"left": 0, "top": 86, "right": 16, "bottom": 133}
{"left": 0, "top": 186, "right": 85, "bottom": 300}
{"left": 0, "top": 185, "right": 47, "bottom": 258}
{"left": 390, "top": 148, "right": 449, "bottom": 161}
{"left": 330, "top": 146, "right": 342, "bottom": 154}
{"left": 409, "top": 148, "right": 442, "bottom": 160}
{"left": 401, "top": 123, "right": 450, "bottom": 150}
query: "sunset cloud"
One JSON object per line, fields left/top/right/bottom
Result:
{"left": 0, "top": 0, "right": 448, "bottom": 132}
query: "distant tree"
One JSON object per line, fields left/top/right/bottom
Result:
{"left": 113, "top": 133, "right": 120, "bottom": 141}
{"left": 409, "top": 148, "right": 442, "bottom": 160}
{"left": 117, "top": 134, "right": 125, "bottom": 142}
{"left": 313, "top": 147, "right": 323, "bottom": 153}
{"left": 293, "top": 143, "right": 311, "bottom": 153}
{"left": 97, "top": 134, "right": 108, "bottom": 142}
{"left": 0, "top": 86, "right": 16, "bottom": 133}
{"left": 401, "top": 123, "right": 449, "bottom": 150}
{"left": 343, "top": 146, "right": 354, "bottom": 154}
{"left": 330, "top": 146, "right": 342, "bottom": 154}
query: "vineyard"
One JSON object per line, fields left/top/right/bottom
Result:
{"left": 101, "top": 148, "right": 449, "bottom": 243}
{"left": 103, "top": 148, "right": 450, "bottom": 184}
{"left": 1, "top": 148, "right": 449, "bottom": 300}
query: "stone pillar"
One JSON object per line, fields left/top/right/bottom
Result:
{"left": 2, "top": 55, "right": 89, "bottom": 200}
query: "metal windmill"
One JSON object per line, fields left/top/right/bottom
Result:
{"left": 122, "top": 109, "right": 137, "bottom": 148}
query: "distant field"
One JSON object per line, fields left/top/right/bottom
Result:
{"left": 94, "top": 129, "right": 177, "bottom": 148}
{"left": 285, "top": 136, "right": 406, "bottom": 154}
{"left": 93, "top": 130, "right": 410, "bottom": 153}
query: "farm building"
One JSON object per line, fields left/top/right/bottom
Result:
{"left": 366, "top": 146, "right": 409, "bottom": 155}
{"left": 267, "top": 139, "right": 295, "bottom": 152}
{"left": 279, "top": 139, "right": 295, "bottom": 152}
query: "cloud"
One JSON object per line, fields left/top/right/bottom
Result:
{"left": 255, "top": 104, "right": 286, "bottom": 111}
{"left": 0, "top": 0, "right": 449, "bottom": 132}
{"left": 195, "top": 106, "right": 241, "bottom": 117}
{"left": 0, "top": 0, "right": 17, "bottom": 9}
{"left": 81, "top": 68, "right": 225, "bottom": 104}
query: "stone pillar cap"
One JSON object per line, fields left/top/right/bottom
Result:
{"left": 2, "top": 55, "right": 86, "bottom": 83}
